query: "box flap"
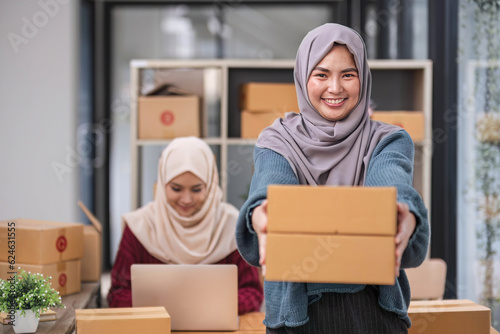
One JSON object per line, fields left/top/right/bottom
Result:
{"left": 144, "top": 83, "right": 194, "bottom": 96}
{"left": 78, "top": 201, "right": 102, "bottom": 233}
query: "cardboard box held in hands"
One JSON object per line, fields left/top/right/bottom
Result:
{"left": 265, "top": 185, "right": 397, "bottom": 285}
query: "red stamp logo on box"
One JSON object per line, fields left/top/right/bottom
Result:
{"left": 56, "top": 236, "right": 67, "bottom": 252}
{"left": 160, "top": 111, "right": 175, "bottom": 126}
{"left": 59, "top": 273, "right": 67, "bottom": 287}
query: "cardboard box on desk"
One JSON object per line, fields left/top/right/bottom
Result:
{"left": 138, "top": 84, "right": 200, "bottom": 140}
{"left": 240, "top": 83, "right": 299, "bottom": 113}
{"left": 408, "top": 299, "right": 491, "bottom": 334}
{"left": 0, "top": 219, "right": 84, "bottom": 265}
{"left": 265, "top": 185, "right": 397, "bottom": 285}
{"left": 370, "top": 111, "right": 425, "bottom": 142}
{"left": 0, "top": 259, "right": 81, "bottom": 296}
{"left": 78, "top": 201, "right": 102, "bottom": 282}
{"left": 75, "top": 307, "right": 171, "bottom": 334}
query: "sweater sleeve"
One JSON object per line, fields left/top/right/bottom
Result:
{"left": 365, "top": 130, "right": 430, "bottom": 269}
{"left": 107, "top": 225, "right": 162, "bottom": 307}
{"left": 236, "top": 147, "right": 299, "bottom": 267}
{"left": 219, "top": 250, "right": 264, "bottom": 314}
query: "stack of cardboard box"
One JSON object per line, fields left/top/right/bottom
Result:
{"left": 240, "top": 83, "right": 299, "bottom": 138}
{"left": 0, "top": 202, "right": 102, "bottom": 295}
{"left": 265, "top": 185, "right": 397, "bottom": 285}
{"left": 0, "top": 219, "right": 84, "bottom": 296}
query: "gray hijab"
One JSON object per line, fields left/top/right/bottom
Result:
{"left": 256, "top": 23, "right": 400, "bottom": 186}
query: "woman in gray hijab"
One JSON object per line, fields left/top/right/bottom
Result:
{"left": 236, "top": 23, "right": 429, "bottom": 333}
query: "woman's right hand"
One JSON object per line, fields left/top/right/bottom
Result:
{"left": 251, "top": 200, "right": 269, "bottom": 275}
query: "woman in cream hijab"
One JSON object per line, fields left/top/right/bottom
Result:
{"left": 236, "top": 23, "right": 429, "bottom": 333}
{"left": 108, "top": 137, "right": 263, "bottom": 314}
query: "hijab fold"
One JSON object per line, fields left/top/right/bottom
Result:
{"left": 124, "top": 137, "right": 238, "bottom": 264}
{"left": 257, "top": 23, "right": 399, "bottom": 186}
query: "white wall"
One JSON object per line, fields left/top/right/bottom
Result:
{"left": 0, "top": 0, "right": 79, "bottom": 222}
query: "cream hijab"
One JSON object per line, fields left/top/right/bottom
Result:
{"left": 124, "top": 137, "right": 239, "bottom": 264}
{"left": 257, "top": 23, "right": 399, "bottom": 186}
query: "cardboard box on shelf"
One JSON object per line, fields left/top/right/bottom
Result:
{"left": 138, "top": 95, "right": 200, "bottom": 139}
{"left": 0, "top": 219, "right": 84, "bottom": 265}
{"left": 265, "top": 185, "right": 397, "bottom": 285}
{"left": 75, "top": 307, "right": 171, "bottom": 334}
{"left": 78, "top": 201, "right": 102, "bottom": 282}
{"left": 241, "top": 110, "right": 288, "bottom": 139}
{"left": 240, "top": 83, "right": 299, "bottom": 113}
{"left": 0, "top": 259, "right": 81, "bottom": 296}
{"left": 370, "top": 111, "right": 425, "bottom": 142}
{"left": 408, "top": 299, "right": 491, "bottom": 334}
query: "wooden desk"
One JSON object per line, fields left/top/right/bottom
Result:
{"left": 178, "top": 312, "right": 266, "bottom": 334}
{"left": 1, "top": 282, "right": 100, "bottom": 334}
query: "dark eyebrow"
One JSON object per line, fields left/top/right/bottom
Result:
{"left": 341, "top": 68, "right": 358, "bottom": 73}
{"left": 312, "top": 66, "right": 330, "bottom": 73}
{"left": 311, "top": 66, "right": 358, "bottom": 74}
{"left": 170, "top": 182, "right": 204, "bottom": 189}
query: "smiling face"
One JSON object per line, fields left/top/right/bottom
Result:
{"left": 306, "top": 44, "right": 360, "bottom": 122}
{"left": 165, "top": 171, "right": 207, "bottom": 217}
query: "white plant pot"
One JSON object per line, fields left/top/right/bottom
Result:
{"left": 13, "top": 310, "right": 39, "bottom": 334}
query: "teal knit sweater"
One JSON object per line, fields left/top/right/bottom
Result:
{"left": 235, "top": 130, "right": 430, "bottom": 329}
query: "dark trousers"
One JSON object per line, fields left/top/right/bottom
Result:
{"left": 266, "top": 286, "right": 408, "bottom": 334}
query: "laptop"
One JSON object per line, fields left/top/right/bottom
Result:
{"left": 131, "top": 264, "right": 239, "bottom": 331}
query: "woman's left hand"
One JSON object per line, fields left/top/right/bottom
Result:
{"left": 395, "top": 202, "right": 416, "bottom": 277}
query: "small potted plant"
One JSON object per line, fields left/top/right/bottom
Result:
{"left": 0, "top": 268, "right": 65, "bottom": 333}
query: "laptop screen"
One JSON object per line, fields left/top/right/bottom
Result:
{"left": 131, "top": 264, "right": 239, "bottom": 331}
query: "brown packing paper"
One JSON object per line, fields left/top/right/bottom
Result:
{"left": 75, "top": 307, "right": 171, "bottom": 334}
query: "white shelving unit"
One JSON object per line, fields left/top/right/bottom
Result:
{"left": 130, "top": 59, "right": 432, "bottom": 214}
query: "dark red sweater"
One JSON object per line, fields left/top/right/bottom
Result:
{"left": 107, "top": 225, "right": 263, "bottom": 314}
